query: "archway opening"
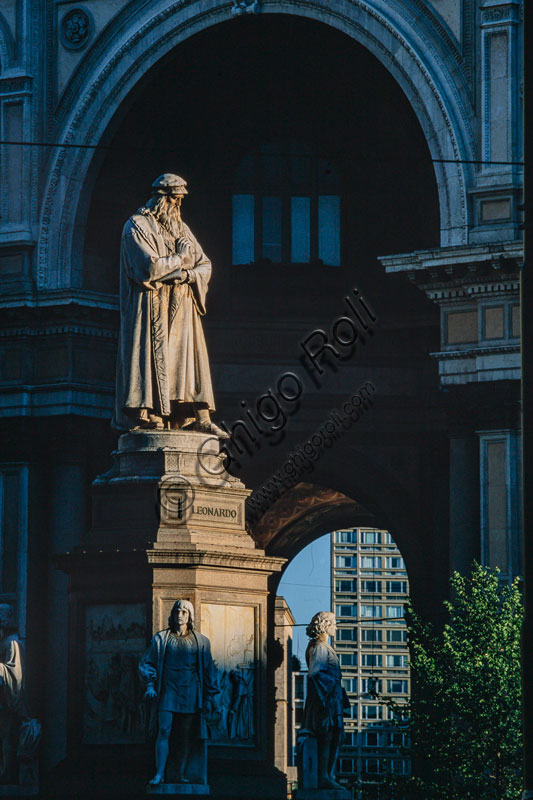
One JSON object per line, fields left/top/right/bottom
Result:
{"left": 275, "top": 519, "right": 412, "bottom": 791}
{"left": 83, "top": 13, "right": 440, "bottom": 313}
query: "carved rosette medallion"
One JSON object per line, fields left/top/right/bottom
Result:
{"left": 232, "top": 0, "right": 261, "bottom": 15}
{"left": 60, "top": 8, "right": 93, "bottom": 50}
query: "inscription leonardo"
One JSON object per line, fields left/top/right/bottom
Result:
{"left": 193, "top": 505, "right": 237, "bottom": 519}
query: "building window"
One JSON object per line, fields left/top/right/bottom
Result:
{"left": 361, "top": 605, "right": 382, "bottom": 619}
{"left": 339, "top": 653, "right": 356, "bottom": 667}
{"left": 386, "top": 655, "right": 408, "bottom": 668}
{"left": 361, "top": 580, "right": 382, "bottom": 593}
{"left": 362, "top": 654, "right": 383, "bottom": 667}
{"left": 361, "top": 556, "right": 382, "bottom": 569}
{"left": 445, "top": 309, "right": 478, "bottom": 344}
{"left": 232, "top": 141, "right": 341, "bottom": 266}
{"left": 294, "top": 674, "right": 305, "bottom": 700}
{"left": 387, "top": 679, "right": 409, "bottom": 694}
{"left": 386, "top": 629, "right": 407, "bottom": 643}
{"left": 386, "top": 581, "right": 407, "bottom": 594}
{"left": 336, "top": 628, "right": 356, "bottom": 642}
{"left": 335, "top": 579, "right": 355, "bottom": 592}
{"left": 482, "top": 306, "right": 505, "bottom": 340}
{"left": 343, "top": 729, "right": 356, "bottom": 746}
{"left": 344, "top": 704, "right": 358, "bottom": 719}
{"left": 363, "top": 758, "right": 381, "bottom": 774}
{"left": 335, "top": 555, "right": 356, "bottom": 568}
{"left": 386, "top": 605, "right": 405, "bottom": 619}
{"left": 361, "top": 629, "right": 382, "bottom": 643}
{"left": 361, "top": 530, "right": 382, "bottom": 545}
{"left": 342, "top": 677, "right": 357, "bottom": 693}
{"left": 336, "top": 604, "right": 356, "bottom": 617}
{"left": 361, "top": 678, "right": 383, "bottom": 694}
{"left": 387, "top": 705, "right": 409, "bottom": 721}
{"left": 335, "top": 530, "right": 355, "bottom": 543}
{"left": 385, "top": 556, "right": 404, "bottom": 569}
{"left": 339, "top": 758, "right": 354, "bottom": 774}
{"left": 362, "top": 705, "right": 383, "bottom": 720}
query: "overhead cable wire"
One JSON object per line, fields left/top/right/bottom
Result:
{"left": 0, "top": 140, "right": 525, "bottom": 167}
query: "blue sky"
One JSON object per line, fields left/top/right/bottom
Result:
{"left": 277, "top": 533, "right": 331, "bottom": 664}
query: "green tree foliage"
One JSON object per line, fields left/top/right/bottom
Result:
{"left": 385, "top": 563, "right": 523, "bottom": 799}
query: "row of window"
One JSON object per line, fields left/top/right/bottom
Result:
{"left": 335, "top": 580, "right": 408, "bottom": 596}
{"left": 342, "top": 672, "right": 408, "bottom": 692}
{"left": 445, "top": 303, "right": 520, "bottom": 346}
{"left": 338, "top": 758, "right": 409, "bottom": 776}
{"left": 232, "top": 193, "right": 341, "bottom": 265}
{"left": 344, "top": 702, "right": 405, "bottom": 721}
{"left": 335, "top": 530, "right": 396, "bottom": 545}
{"left": 342, "top": 730, "right": 409, "bottom": 748}
{"left": 335, "top": 556, "right": 406, "bottom": 569}
{"left": 336, "top": 578, "right": 404, "bottom": 592}
{"left": 335, "top": 621, "right": 408, "bottom": 642}
{"left": 335, "top": 605, "right": 405, "bottom": 624}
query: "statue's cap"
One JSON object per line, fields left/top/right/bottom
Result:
{"left": 151, "top": 173, "right": 188, "bottom": 195}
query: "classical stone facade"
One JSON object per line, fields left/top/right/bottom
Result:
{"left": 0, "top": 1, "right": 524, "bottom": 797}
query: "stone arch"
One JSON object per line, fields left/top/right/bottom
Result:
{"left": 249, "top": 439, "right": 442, "bottom": 617}
{"left": 38, "top": 0, "right": 476, "bottom": 290}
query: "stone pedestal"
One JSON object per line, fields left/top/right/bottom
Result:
{"left": 61, "top": 430, "right": 287, "bottom": 798}
{"left": 294, "top": 736, "right": 349, "bottom": 800}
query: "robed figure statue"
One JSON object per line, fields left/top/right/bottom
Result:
{"left": 139, "top": 600, "right": 219, "bottom": 787}
{"left": 113, "top": 173, "right": 228, "bottom": 437}
{"left": 299, "top": 611, "right": 350, "bottom": 792}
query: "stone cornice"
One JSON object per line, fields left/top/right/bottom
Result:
{"left": 0, "top": 289, "right": 119, "bottom": 311}
{"left": 0, "top": 324, "right": 117, "bottom": 339}
{"left": 146, "top": 548, "right": 286, "bottom": 573}
{"left": 379, "top": 243, "right": 522, "bottom": 302}
{"left": 379, "top": 242, "right": 523, "bottom": 274}
{"left": 431, "top": 343, "right": 519, "bottom": 359}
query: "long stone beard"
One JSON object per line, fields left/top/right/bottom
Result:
{"left": 155, "top": 198, "right": 182, "bottom": 238}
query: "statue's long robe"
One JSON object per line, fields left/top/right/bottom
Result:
{"left": 113, "top": 212, "right": 215, "bottom": 430}
{"left": 0, "top": 635, "right": 23, "bottom": 714}
{"left": 301, "top": 641, "right": 346, "bottom": 735}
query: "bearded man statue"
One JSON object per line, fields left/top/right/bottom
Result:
{"left": 113, "top": 173, "right": 228, "bottom": 437}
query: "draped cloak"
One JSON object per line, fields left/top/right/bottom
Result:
{"left": 0, "top": 635, "right": 23, "bottom": 716}
{"left": 113, "top": 212, "right": 215, "bottom": 431}
{"left": 301, "top": 640, "right": 348, "bottom": 735}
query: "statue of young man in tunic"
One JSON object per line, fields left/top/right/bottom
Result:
{"left": 113, "top": 173, "right": 228, "bottom": 438}
{"left": 139, "top": 600, "right": 219, "bottom": 786}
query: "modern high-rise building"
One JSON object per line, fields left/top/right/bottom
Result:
{"left": 332, "top": 527, "right": 411, "bottom": 790}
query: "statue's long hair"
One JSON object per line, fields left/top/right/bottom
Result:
{"left": 139, "top": 194, "right": 182, "bottom": 237}
{"left": 306, "top": 611, "right": 335, "bottom": 639}
{"left": 168, "top": 600, "right": 195, "bottom": 632}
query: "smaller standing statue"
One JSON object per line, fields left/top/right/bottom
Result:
{"left": 0, "top": 604, "right": 41, "bottom": 793}
{"left": 139, "top": 600, "right": 219, "bottom": 789}
{"left": 298, "top": 611, "right": 350, "bottom": 794}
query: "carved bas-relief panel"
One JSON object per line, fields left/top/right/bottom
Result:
{"left": 83, "top": 603, "right": 147, "bottom": 744}
{"left": 200, "top": 603, "right": 255, "bottom": 747}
